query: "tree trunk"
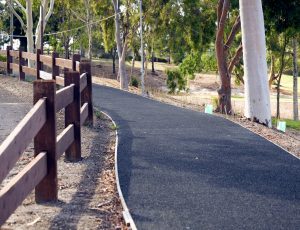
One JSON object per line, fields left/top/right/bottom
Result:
{"left": 119, "top": 42, "right": 128, "bottom": 89}
{"left": 293, "top": 37, "right": 299, "bottom": 121}
{"left": 130, "top": 53, "right": 135, "bottom": 77}
{"left": 240, "top": 0, "right": 271, "bottom": 127}
{"left": 216, "top": 0, "right": 232, "bottom": 114}
{"left": 85, "top": 0, "right": 92, "bottom": 60}
{"left": 268, "top": 55, "right": 276, "bottom": 88}
{"left": 275, "top": 34, "right": 288, "bottom": 119}
{"left": 112, "top": 0, "right": 128, "bottom": 90}
{"left": 151, "top": 43, "right": 155, "bottom": 73}
{"left": 87, "top": 24, "right": 92, "bottom": 60}
{"left": 26, "top": 0, "right": 34, "bottom": 67}
{"left": 112, "top": 48, "right": 116, "bottom": 74}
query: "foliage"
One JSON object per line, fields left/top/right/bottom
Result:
{"left": 0, "top": 55, "right": 6, "bottom": 62}
{"left": 166, "top": 69, "right": 186, "bottom": 94}
{"left": 130, "top": 76, "right": 139, "bottom": 88}
{"left": 201, "top": 51, "right": 217, "bottom": 72}
{"left": 179, "top": 51, "right": 202, "bottom": 80}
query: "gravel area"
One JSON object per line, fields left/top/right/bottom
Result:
{"left": 0, "top": 75, "right": 125, "bottom": 229}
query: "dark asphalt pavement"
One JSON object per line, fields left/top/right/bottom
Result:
{"left": 0, "top": 87, "right": 30, "bottom": 143}
{"left": 93, "top": 85, "right": 300, "bottom": 230}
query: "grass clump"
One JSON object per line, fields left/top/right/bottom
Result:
{"left": 110, "top": 123, "right": 119, "bottom": 130}
{"left": 272, "top": 118, "right": 300, "bottom": 130}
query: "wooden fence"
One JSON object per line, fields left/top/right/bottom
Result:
{"left": 0, "top": 47, "right": 93, "bottom": 225}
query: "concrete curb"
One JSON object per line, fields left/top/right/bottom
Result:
{"left": 101, "top": 111, "right": 137, "bottom": 230}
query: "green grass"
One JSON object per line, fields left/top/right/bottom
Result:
{"left": 272, "top": 117, "right": 300, "bottom": 130}
{"left": 280, "top": 75, "right": 300, "bottom": 94}
{"left": 231, "top": 95, "right": 244, "bottom": 99}
{"left": 110, "top": 123, "right": 119, "bottom": 130}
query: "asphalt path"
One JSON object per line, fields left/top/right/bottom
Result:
{"left": 0, "top": 87, "right": 30, "bottom": 143}
{"left": 93, "top": 85, "right": 300, "bottom": 230}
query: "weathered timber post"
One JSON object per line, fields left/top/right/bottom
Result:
{"left": 64, "top": 71, "right": 81, "bottom": 161}
{"left": 72, "top": 54, "right": 81, "bottom": 71}
{"left": 19, "top": 48, "right": 25, "bottom": 81}
{"left": 33, "top": 80, "right": 57, "bottom": 202}
{"left": 79, "top": 61, "right": 93, "bottom": 125}
{"left": 36, "top": 49, "right": 42, "bottom": 79}
{"left": 6, "top": 46, "right": 12, "bottom": 75}
{"left": 52, "top": 52, "right": 59, "bottom": 80}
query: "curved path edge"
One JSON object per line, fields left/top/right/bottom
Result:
{"left": 100, "top": 110, "right": 137, "bottom": 230}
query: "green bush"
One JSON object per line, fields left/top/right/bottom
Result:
{"left": 0, "top": 55, "right": 6, "bottom": 62}
{"left": 130, "top": 76, "right": 139, "bottom": 88}
{"left": 201, "top": 52, "right": 217, "bottom": 72}
{"left": 166, "top": 69, "right": 186, "bottom": 94}
{"left": 179, "top": 52, "right": 202, "bottom": 80}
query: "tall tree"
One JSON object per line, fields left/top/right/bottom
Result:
{"left": 292, "top": 37, "right": 298, "bottom": 121}
{"left": 240, "top": 0, "right": 271, "bottom": 127}
{"left": 263, "top": 0, "right": 300, "bottom": 120}
{"left": 8, "top": 0, "right": 55, "bottom": 54}
{"left": 112, "top": 0, "right": 128, "bottom": 89}
{"left": 215, "top": 0, "right": 242, "bottom": 114}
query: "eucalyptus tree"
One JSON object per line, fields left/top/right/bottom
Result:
{"left": 111, "top": 0, "right": 140, "bottom": 90}
{"left": 240, "top": 0, "right": 271, "bottom": 127}
{"left": 215, "top": 0, "right": 242, "bottom": 114}
{"left": 68, "top": 0, "right": 95, "bottom": 60}
{"left": 7, "top": 0, "right": 55, "bottom": 55}
{"left": 263, "top": 0, "right": 300, "bottom": 119}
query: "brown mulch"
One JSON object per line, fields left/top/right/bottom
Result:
{"left": 0, "top": 76, "right": 125, "bottom": 229}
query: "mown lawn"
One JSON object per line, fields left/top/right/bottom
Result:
{"left": 272, "top": 117, "right": 300, "bottom": 130}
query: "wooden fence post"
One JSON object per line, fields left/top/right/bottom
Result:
{"left": 36, "top": 49, "right": 42, "bottom": 79}
{"left": 19, "top": 48, "right": 25, "bottom": 81}
{"left": 79, "top": 61, "right": 93, "bottom": 125}
{"left": 64, "top": 71, "right": 81, "bottom": 161}
{"left": 6, "top": 46, "right": 12, "bottom": 75}
{"left": 72, "top": 54, "right": 80, "bottom": 71}
{"left": 33, "top": 80, "right": 57, "bottom": 202}
{"left": 52, "top": 52, "right": 59, "bottom": 79}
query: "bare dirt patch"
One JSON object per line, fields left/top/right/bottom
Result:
{"left": 0, "top": 76, "right": 125, "bottom": 229}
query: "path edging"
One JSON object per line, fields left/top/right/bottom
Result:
{"left": 101, "top": 111, "right": 137, "bottom": 230}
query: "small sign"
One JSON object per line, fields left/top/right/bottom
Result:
{"left": 277, "top": 121, "right": 286, "bottom": 132}
{"left": 205, "top": 104, "right": 213, "bottom": 114}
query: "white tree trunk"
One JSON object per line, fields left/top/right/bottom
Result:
{"left": 293, "top": 37, "right": 299, "bottom": 121}
{"left": 35, "top": 0, "right": 55, "bottom": 50}
{"left": 112, "top": 0, "right": 128, "bottom": 90}
{"left": 240, "top": 0, "right": 272, "bottom": 127}
{"left": 119, "top": 42, "right": 128, "bottom": 89}
{"left": 26, "top": 0, "right": 34, "bottom": 54}
{"left": 84, "top": 0, "right": 92, "bottom": 60}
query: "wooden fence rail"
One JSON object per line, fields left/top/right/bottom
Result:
{"left": 0, "top": 49, "right": 93, "bottom": 226}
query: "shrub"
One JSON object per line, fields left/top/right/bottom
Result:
{"left": 166, "top": 69, "right": 186, "bottom": 94}
{"left": 201, "top": 52, "right": 217, "bottom": 72}
{"left": 130, "top": 76, "right": 139, "bottom": 88}
{"left": 0, "top": 55, "right": 6, "bottom": 62}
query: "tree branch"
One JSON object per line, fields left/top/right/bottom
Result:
{"left": 14, "top": 0, "right": 26, "bottom": 14}
{"left": 217, "top": 0, "right": 224, "bottom": 28}
{"left": 228, "top": 44, "right": 243, "bottom": 73}
{"left": 224, "top": 15, "right": 241, "bottom": 51}
{"left": 70, "top": 8, "right": 86, "bottom": 23}
{"left": 44, "top": 0, "right": 55, "bottom": 26}
{"left": 8, "top": 1, "right": 26, "bottom": 31}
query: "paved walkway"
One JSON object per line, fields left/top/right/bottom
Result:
{"left": 0, "top": 87, "right": 30, "bottom": 143}
{"left": 93, "top": 85, "right": 300, "bottom": 230}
